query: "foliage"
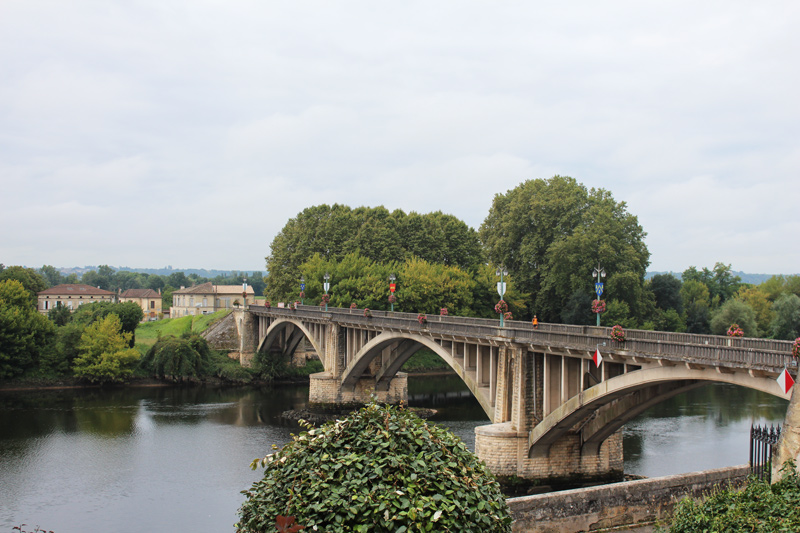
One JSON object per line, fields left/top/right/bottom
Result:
{"left": 0, "top": 265, "right": 48, "bottom": 308}
{"left": 480, "top": 176, "right": 649, "bottom": 323}
{"left": 72, "top": 301, "right": 143, "bottom": 346}
{"left": 141, "top": 333, "right": 212, "bottom": 381}
{"left": 793, "top": 338, "right": 800, "bottom": 358}
{"left": 681, "top": 279, "right": 711, "bottom": 334}
{"left": 265, "top": 205, "right": 483, "bottom": 300}
{"left": 665, "top": 462, "right": 800, "bottom": 532}
{"left": 610, "top": 325, "right": 626, "bottom": 342}
{"left": 709, "top": 299, "right": 757, "bottom": 337}
{"left": 603, "top": 300, "right": 638, "bottom": 329}
{"left": 649, "top": 273, "right": 683, "bottom": 313}
{"left": 770, "top": 293, "right": 800, "bottom": 340}
{"left": 73, "top": 314, "right": 140, "bottom": 383}
{"left": 736, "top": 286, "right": 774, "bottom": 337}
{"left": 682, "top": 263, "right": 742, "bottom": 307}
{"left": 400, "top": 349, "right": 450, "bottom": 372}
{"left": 561, "top": 290, "right": 594, "bottom": 325}
{"left": 494, "top": 300, "right": 508, "bottom": 314}
{"left": 47, "top": 303, "right": 72, "bottom": 326}
{"left": 237, "top": 402, "right": 512, "bottom": 533}
{"left": 0, "top": 280, "right": 56, "bottom": 378}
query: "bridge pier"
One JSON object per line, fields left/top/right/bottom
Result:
{"left": 475, "top": 424, "right": 623, "bottom": 481}
{"left": 309, "top": 371, "right": 408, "bottom": 405}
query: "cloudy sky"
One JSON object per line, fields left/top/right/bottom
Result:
{"left": 2, "top": 1, "right": 798, "bottom": 275}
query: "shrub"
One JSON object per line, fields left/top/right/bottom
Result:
{"left": 141, "top": 333, "right": 211, "bottom": 381}
{"left": 237, "top": 402, "right": 512, "bottom": 533}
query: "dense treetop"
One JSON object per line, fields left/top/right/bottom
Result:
{"left": 265, "top": 205, "right": 483, "bottom": 300}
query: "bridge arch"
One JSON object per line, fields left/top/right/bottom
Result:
{"left": 340, "top": 331, "right": 495, "bottom": 421}
{"left": 528, "top": 365, "right": 789, "bottom": 459}
{"left": 257, "top": 317, "right": 326, "bottom": 368}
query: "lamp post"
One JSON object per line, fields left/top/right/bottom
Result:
{"left": 323, "top": 272, "right": 330, "bottom": 312}
{"left": 496, "top": 266, "right": 508, "bottom": 327}
{"left": 388, "top": 273, "right": 396, "bottom": 312}
{"left": 592, "top": 263, "right": 606, "bottom": 327}
{"left": 300, "top": 275, "right": 305, "bottom": 305}
{"left": 242, "top": 279, "right": 248, "bottom": 308}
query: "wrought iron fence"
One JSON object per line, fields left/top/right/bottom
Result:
{"left": 750, "top": 424, "right": 781, "bottom": 482}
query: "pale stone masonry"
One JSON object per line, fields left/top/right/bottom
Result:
{"left": 170, "top": 282, "right": 255, "bottom": 318}
{"left": 37, "top": 284, "right": 116, "bottom": 314}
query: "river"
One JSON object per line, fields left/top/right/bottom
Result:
{"left": 0, "top": 376, "right": 788, "bottom": 532}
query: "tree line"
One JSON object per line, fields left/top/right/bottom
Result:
{"left": 264, "top": 176, "right": 799, "bottom": 341}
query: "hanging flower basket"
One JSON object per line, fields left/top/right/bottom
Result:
{"left": 418, "top": 313, "right": 428, "bottom": 326}
{"left": 792, "top": 337, "right": 800, "bottom": 358}
{"left": 440, "top": 307, "right": 448, "bottom": 316}
{"left": 592, "top": 299, "right": 606, "bottom": 314}
{"left": 320, "top": 294, "right": 330, "bottom": 307}
{"left": 503, "top": 311, "right": 513, "bottom": 321}
{"left": 494, "top": 300, "right": 508, "bottom": 314}
{"left": 363, "top": 308, "right": 372, "bottom": 318}
{"left": 350, "top": 303, "right": 357, "bottom": 310}
{"left": 610, "top": 325, "right": 626, "bottom": 342}
{"left": 727, "top": 324, "right": 744, "bottom": 337}
{"left": 264, "top": 300, "right": 271, "bottom": 308}
{"left": 388, "top": 293, "right": 396, "bottom": 304}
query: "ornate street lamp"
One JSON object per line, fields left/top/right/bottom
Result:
{"left": 242, "top": 279, "right": 248, "bottom": 308}
{"left": 323, "top": 272, "right": 331, "bottom": 311}
{"left": 592, "top": 263, "right": 606, "bottom": 327}
{"left": 496, "top": 266, "right": 508, "bottom": 327}
{"left": 388, "top": 273, "right": 396, "bottom": 312}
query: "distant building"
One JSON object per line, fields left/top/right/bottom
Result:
{"left": 169, "top": 282, "right": 255, "bottom": 317}
{"left": 119, "top": 288, "right": 163, "bottom": 321}
{"left": 37, "top": 284, "right": 116, "bottom": 314}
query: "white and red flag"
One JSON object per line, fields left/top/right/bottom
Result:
{"left": 778, "top": 368, "right": 795, "bottom": 395}
{"left": 593, "top": 349, "right": 603, "bottom": 367}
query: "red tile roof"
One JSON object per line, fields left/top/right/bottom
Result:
{"left": 120, "top": 289, "right": 161, "bottom": 298}
{"left": 38, "top": 284, "right": 115, "bottom": 296}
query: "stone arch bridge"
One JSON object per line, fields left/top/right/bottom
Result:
{"left": 236, "top": 305, "right": 795, "bottom": 480}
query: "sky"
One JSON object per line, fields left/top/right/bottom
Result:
{"left": 1, "top": 1, "right": 798, "bottom": 275}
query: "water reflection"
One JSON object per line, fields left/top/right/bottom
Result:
{"left": 0, "top": 379, "right": 791, "bottom": 532}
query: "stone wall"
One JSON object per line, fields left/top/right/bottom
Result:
{"left": 507, "top": 465, "right": 750, "bottom": 532}
{"left": 201, "top": 311, "right": 239, "bottom": 350}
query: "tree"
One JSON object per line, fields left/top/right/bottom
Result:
{"left": 479, "top": 176, "right": 649, "bottom": 322}
{"left": 72, "top": 314, "right": 140, "bottom": 383}
{"left": 81, "top": 265, "right": 115, "bottom": 291}
{"left": 48, "top": 303, "right": 72, "bottom": 326}
{"left": 648, "top": 273, "right": 683, "bottom": 313}
{"left": 736, "top": 286, "right": 774, "bottom": 337}
{"left": 0, "top": 265, "right": 48, "bottom": 308}
{"left": 72, "top": 301, "right": 143, "bottom": 346}
{"left": 681, "top": 279, "right": 711, "bottom": 334}
{"left": 38, "top": 265, "right": 64, "bottom": 287}
{"left": 709, "top": 299, "right": 758, "bottom": 337}
{"left": 0, "top": 279, "right": 56, "bottom": 378}
{"left": 237, "top": 402, "right": 512, "bottom": 533}
{"left": 682, "top": 263, "right": 741, "bottom": 307}
{"left": 770, "top": 294, "right": 800, "bottom": 340}
{"left": 142, "top": 333, "right": 211, "bottom": 381}
{"left": 265, "top": 205, "right": 483, "bottom": 301}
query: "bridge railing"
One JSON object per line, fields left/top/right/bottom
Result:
{"left": 248, "top": 304, "right": 796, "bottom": 372}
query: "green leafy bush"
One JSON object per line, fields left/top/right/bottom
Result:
{"left": 666, "top": 462, "right": 800, "bottom": 532}
{"left": 141, "top": 333, "right": 211, "bottom": 381}
{"left": 237, "top": 402, "right": 512, "bottom": 533}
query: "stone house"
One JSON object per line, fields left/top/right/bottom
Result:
{"left": 170, "top": 282, "right": 255, "bottom": 318}
{"left": 37, "top": 284, "right": 116, "bottom": 314}
{"left": 119, "top": 288, "right": 163, "bottom": 321}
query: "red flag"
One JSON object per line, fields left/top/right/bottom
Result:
{"left": 593, "top": 349, "right": 603, "bottom": 367}
{"left": 778, "top": 368, "right": 795, "bottom": 395}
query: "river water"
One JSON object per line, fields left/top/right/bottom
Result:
{"left": 0, "top": 376, "right": 788, "bottom": 532}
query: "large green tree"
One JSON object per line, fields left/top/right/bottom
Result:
{"left": 0, "top": 265, "right": 48, "bottom": 308}
{"left": 709, "top": 299, "right": 758, "bottom": 337}
{"left": 682, "top": 263, "right": 741, "bottom": 307}
{"left": 479, "top": 176, "right": 649, "bottom": 322}
{"left": 648, "top": 273, "right": 683, "bottom": 313}
{"left": 265, "top": 205, "right": 483, "bottom": 300}
{"left": 770, "top": 293, "right": 800, "bottom": 340}
{"left": 72, "top": 301, "right": 143, "bottom": 346}
{"left": 72, "top": 314, "right": 140, "bottom": 383}
{"left": 0, "top": 279, "right": 56, "bottom": 378}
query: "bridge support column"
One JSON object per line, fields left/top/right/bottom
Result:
{"left": 475, "top": 424, "right": 623, "bottom": 481}
{"left": 309, "top": 372, "right": 408, "bottom": 405}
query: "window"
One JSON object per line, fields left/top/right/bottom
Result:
{"left": 202, "top": 298, "right": 207, "bottom": 307}
{"left": 150, "top": 300, "right": 155, "bottom": 309}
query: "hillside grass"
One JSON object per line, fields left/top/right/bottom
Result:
{"left": 135, "top": 309, "right": 232, "bottom": 355}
